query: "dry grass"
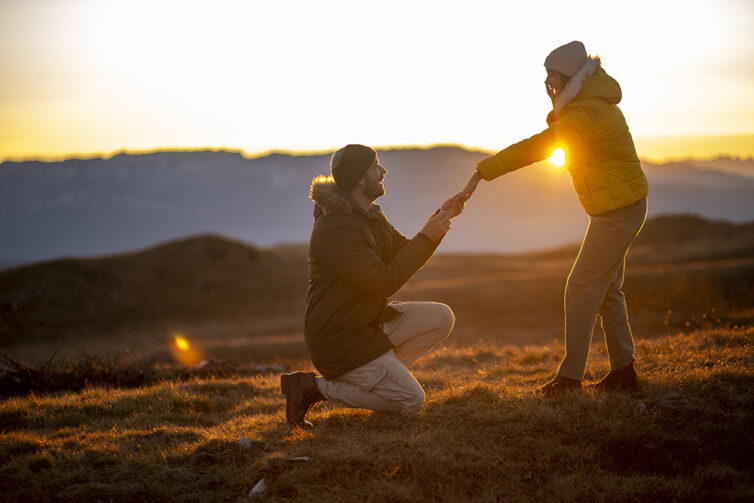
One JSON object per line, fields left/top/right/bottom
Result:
{"left": 1, "top": 327, "right": 752, "bottom": 502}
{"left": 0, "top": 353, "right": 287, "bottom": 398}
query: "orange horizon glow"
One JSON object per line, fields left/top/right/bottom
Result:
{"left": 1, "top": 2, "right": 752, "bottom": 164}
{"left": 2, "top": 134, "right": 753, "bottom": 165}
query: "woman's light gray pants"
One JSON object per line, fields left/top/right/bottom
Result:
{"left": 557, "top": 198, "right": 648, "bottom": 381}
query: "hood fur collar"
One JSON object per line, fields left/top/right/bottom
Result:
{"left": 309, "top": 176, "right": 353, "bottom": 215}
{"left": 310, "top": 176, "right": 383, "bottom": 218}
{"left": 552, "top": 56, "right": 601, "bottom": 116}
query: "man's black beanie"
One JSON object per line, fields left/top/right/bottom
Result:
{"left": 330, "top": 144, "right": 377, "bottom": 192}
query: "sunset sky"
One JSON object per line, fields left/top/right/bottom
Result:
{"left": 1, "top": 0, "right": 753, "bottom": 162}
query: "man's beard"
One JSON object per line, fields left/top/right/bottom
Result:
{"left": 363, "top": 178, "right": 385, "bottom": 202}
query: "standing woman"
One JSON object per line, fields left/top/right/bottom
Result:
{"left": 464, "top": 41, "right": 649, "bottom": 395}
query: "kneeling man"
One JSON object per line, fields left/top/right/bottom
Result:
{"left": 281, "top": 144, "right": 464, "bottom": 427}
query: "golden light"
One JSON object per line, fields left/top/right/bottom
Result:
{"left": 174, "top": 335, "right": 191, "bottom": 352}
{"left": 312, "top": 175, "right": 334, "bottom": 184}
{"left": 548, "top": 147, "right": 566, "bottom": 167}
{"left": 170, "top": 333, "right": 203, "bottom": 365}
{"left": 0, "top": 2, "right": 752, "bottom": 161}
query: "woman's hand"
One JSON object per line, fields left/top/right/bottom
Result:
{"left": 462, "top": 171, "right": 483, "bottom": 198}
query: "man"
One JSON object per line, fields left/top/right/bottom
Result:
{"left": 463, "top": 41, "right": 648, "bottom": 395}
{"left": 280, "top": 144, "right": 465, "bottom": 427}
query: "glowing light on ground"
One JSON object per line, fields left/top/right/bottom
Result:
{"left": 174, "top": 335, "right": 191, "bottom": 351}
{"left": 548, "top": 148, "right": 566, "bottom": 167}
{"left": 171, "top": 334, "right": 202, "bottom": 365}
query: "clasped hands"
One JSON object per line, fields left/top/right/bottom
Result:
{"left": 441, "top": 170, "right": 484, "bottom": 218}
{"left": 420, "top": 171, "right": 484, "bottom": 242}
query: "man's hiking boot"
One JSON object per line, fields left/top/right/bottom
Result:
{"left": 538, "top": 374, "right": 582, "bottom": 397}
{"left": 592, "top": 360, "right": 638, "bottom": 391}
{"left": 280, "top": 372, "right": 326, "bottom": 427}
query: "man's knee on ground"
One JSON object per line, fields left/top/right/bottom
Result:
{"left": 383, "top": 377, "right": 425, "bottom": 414}
{"left": 399, "top": 385, "right": 425, "bottom": 414}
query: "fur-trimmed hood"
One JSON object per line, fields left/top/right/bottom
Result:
{"left": 309, "top": 176, "right": 353, "bottom": 217}
{"left": 310, "top": 176, "right": 384, "bottom": 220}
{"left": 551, "top": 56, "right": 622, "bottom": 117}
{"left": 310, "top": 175, "right": 386, "bottom": 220}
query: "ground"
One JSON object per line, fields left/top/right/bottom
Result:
{"left": 1, "top": 327, "right": 752, "bottom": 502}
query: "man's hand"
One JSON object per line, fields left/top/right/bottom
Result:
{"left": 463, "top": 171, "right": 483, "bottom": 198}
{"left": 440, "top": 192, "right": 468, "bottom": 219}
{"left": 420, "top": 209, "right": 451, "bottom": 242}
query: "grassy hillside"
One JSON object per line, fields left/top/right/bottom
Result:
{"left": 2, "top": 215, "right": 753, "bottom": 363}
{"left": 0, "top": 235, "right": 308, "bottom": 359}
{"left": 1, "top": 327, "right": 751, "bottom": 502}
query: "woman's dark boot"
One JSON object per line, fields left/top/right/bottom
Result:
{"left": 538, "top": 374, "right": 582, "bottom": 397}
{"left": 593, "top": 360, "right": 638, "bottom": 391}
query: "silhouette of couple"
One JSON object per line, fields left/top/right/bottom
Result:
{"left": 281, "top": 41, "right": 649, "bottom": 428}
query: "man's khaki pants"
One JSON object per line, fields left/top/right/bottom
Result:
{"left": 315, "top": 302, "right": 454, "bottom": 413}
{"left": 557, "top": 198, "right": 648, "bottom": 381}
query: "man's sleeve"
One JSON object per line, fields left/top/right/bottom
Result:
{"left": 476, "top": 113, "right": 585, "bottom": 181}
{"left": 389, "top": 225, "right": 411, "bottom": 256}
{"left": 311, "top": 218, "right": 437, "bottom": 298}
{"left": 387, "top": 218, "right": 441, "bottom": 257}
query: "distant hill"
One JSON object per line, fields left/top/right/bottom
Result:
{"left": 629, "top": 214, "right": 754, "bottom": 263}
{"left": 0, "top": 235, "right": 307, "bottom": 349}
{"left": 1, "top": 148, "right": 754, "bottom": 266}
{"left": 674, "top": 157, "right": 754, "bottom": 179}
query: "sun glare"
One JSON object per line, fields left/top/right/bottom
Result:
{"left": 548, "top": 148, "right": 566, "bottom": 167}
{"left": 174, "top": 335, "right": 191, "bottom": 352}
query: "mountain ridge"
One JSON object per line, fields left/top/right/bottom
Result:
{"left": 2, "top": 147, "right": 753, "bottom": 265}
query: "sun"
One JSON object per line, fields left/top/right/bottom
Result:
{"left": 548, "top": 147, "right": 566, "bottom": 167}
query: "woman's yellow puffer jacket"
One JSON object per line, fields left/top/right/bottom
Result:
{"left": 477, "top": 57, "right": 648, "bottom": 216}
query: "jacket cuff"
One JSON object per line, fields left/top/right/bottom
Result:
{"left": 476, "top": 154, "right": 505, "bottom": 181}
{"left": 417, "top": 232, "right": 441, "bottom": 251}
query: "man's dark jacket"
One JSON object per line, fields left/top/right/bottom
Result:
{"left": 305, "top": 177, "right": 439, "bottom": 379}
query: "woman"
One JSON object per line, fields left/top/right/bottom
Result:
{"left": 463, "top": 41, "right": 649, "bottom": 395}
